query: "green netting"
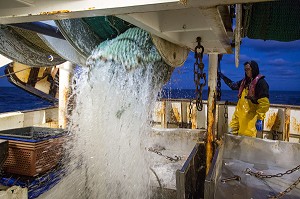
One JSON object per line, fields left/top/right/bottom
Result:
{"left": 246, "top": 0, "right": 300, "bottom": 42}
{"left": 83, "top": 16, "right": 135, "bottom": 40}
{"left": 87, "top": 27, "right": 173, "bottom": 85}
{"left": 87, "top": 27, "right": 163, "bottom": 69}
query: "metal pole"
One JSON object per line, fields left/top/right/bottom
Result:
{"left": 235, "top": 4, "right": 242, "bottom": 68}
{"left": 58, "top": 61, "right": 73, "bottom": 129}
{"left": 206, "top": 53, "right": 218, "bottom": 175}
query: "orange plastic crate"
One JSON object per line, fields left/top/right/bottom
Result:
{"left": 3, "top": 137, "right": 64, "bottom": 176}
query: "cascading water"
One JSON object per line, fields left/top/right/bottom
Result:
{"left": 66, "top": 28, "right": 173, "bottom": 199}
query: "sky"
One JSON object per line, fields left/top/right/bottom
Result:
{"left": 165, "top": 38, "right": 300, "bottom": 91}
{"left": 1, "top": 38, "right": 300, "bottom": 91}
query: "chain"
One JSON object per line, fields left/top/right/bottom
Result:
{"left": 268, "top": 176, "right": 300, "bottom": 199}
{"left": 224, "top": 101, "right": 228, "bottom": 124}
{"left": 246, "top": 165, "right": 300, "bottom": 178}
{"left": 216, "top": 54, "right": 222, "bottom": 101}
{"left": 217, "top": 74, "right": 221, "bottom": 101}
{"left": 246, "top": 164, "right": 300, "bottom": 198}
{"left": 148, "top": 148, "right": 182, "bottom": 162}
{"left": 193, "top": 37, "right": 206, "bottom": 111}
{"left": 188, "top": 100, "right": 193, "bottom": 128}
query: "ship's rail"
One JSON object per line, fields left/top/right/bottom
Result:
{"left": 0, "top": 107, "right": 58, "bottom": 131}
{"left": 152, "top": 99, "right": 300, "bottom": 143}
{"left": 1, "top": 100, "right": 300, "bottom": 143}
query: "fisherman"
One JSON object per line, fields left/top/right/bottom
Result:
{"left": 219, "top": 60, "right": 270, "bottom": 137}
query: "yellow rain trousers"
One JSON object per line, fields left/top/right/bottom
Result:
{"left": 230, "top": 88, "right": 270, "bottom": 137}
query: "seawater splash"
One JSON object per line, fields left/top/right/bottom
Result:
{"left": 68, "top": 28, "right": 173, "bottom": 199}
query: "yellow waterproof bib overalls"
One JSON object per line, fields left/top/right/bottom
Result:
{"left": 230, "top": 88, "right": 270, "bottom": 137}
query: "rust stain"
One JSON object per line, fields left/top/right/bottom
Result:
{"left": 284, "top": 108, "right": 290, "bottom": 141}
{"left": 40, "top": 10, "right": 70, "bottom": 15}
{"left": 155, "top": 106, "right": 163, "bottom": 119}
{"left": 191, "top": 104, "right": 197, "bottom": 129}
{"left": 206, "top": 89, "right": 216, "bottom": 175}
{"left": 266, "top": 112, "right": 281, "bottom": 131}
{"left": 171, "top": 107, "right": 181, "bottom": 122}
{"left": 266, "top": 112, "right": 277, "bottom": 129}
{"left": 46, "top": 118, "right": 53, "bottom": 123}
{"left": 291, "top": 117, "right": 300, "bottom": 134}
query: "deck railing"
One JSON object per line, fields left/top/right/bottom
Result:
{"left": 152, "top": 99, "right": 300, "bottom": 143}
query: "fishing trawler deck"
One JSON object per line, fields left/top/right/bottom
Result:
{"left": 1, "top": 0, "right": 300, "bottom": 199}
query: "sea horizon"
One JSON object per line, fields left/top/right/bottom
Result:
{"left": 1, "top": 87, "right": 300, "bottom": 113}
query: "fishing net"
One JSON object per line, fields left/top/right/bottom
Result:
{"left": 83, "top": 16, "right": 135, "bottom": 40}
{"left": 87, "top": 27, "right": 173, "bottom": 82}
{"left": 244, "top": 0, "right": 300, "bottom": 42}
{"left": 0, "top": 25, "right": 65, "bottom": 67}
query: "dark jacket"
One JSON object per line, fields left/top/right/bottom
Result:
{"left": 220, "top": 61, "right": 269, "bottom": 104}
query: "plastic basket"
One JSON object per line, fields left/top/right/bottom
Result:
{"left": 0, "top": 127, "right": 66, "bottom": 143}
{"left": 1, "top": 127, "right": 66, "bottom": 176}
{"left": 3, "top": 138, "right": 64, "bottom": 176}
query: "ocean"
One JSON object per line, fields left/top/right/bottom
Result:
{"left": 1, "top": 87, "right": 300, "bottom": 113}
{"left": 160, "top": 88, "right": 300, "bottom": 106}
{"left": 0, "top": 87, "right": 55, "bottom": 113}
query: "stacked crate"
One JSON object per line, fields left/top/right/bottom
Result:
{"left": 0, "top": 127, "right": 66, "bottom": 176}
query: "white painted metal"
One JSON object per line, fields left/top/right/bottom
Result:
{"left": 119, "top": 6, "right": 232, "bottom": 53}
{"left": 0, "top": 0, "right": 273, "bottom": 54}
{"left": 0, "top": 112, "right": 24, "bottom": 131}
{"left": 0, "top": 108, "right": 58, "bottom": 130}
{"left": 38, "top": 34, "right": 86, "bottom": 67}
{"left": 1, "top": 100, "right": 299, "bottom": 142}
{"left": 0, "top": 0, "right": 273, "bottom": 23}
{"left": 58, "top": 61, "right": 73, "bottom": 128}
{"left": 207, "top": 54, "right": 218, "bottom": 136}
{"left": 0, "top": 55, "right": 11, "bottom": 67}
{"left": 289, "top": 109, "right": 300, "bottom": 136}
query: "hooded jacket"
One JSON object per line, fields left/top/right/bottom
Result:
{"left": 221, "top": 60, "right": 269, "bottom": 104}
{"left": 220, "top": 60, "right": 270, "bottom": 137}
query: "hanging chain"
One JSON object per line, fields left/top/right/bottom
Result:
{"left": 148, "top": 148, "right": 182, "bottom": 162}
{"left": 246, "top": 165, "right": 300, "bottom": 199}
{"left": 193, "top": 37, "right": 206, "bottom": 111}
{"left": 224, "top": 101, "right": 228, "bottom": 124}
{"left": 217, "top": 74, "right": 221, "bottom": 101}
{"left": 217, "top": 54, "right": 222, "bottom": 101}
{"left": 188, "top": 100, "right": 193, "bottom": 128}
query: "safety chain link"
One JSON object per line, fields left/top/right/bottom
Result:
{"left": 223, "top": 101, "right": 228, "bottom": 124}
{"left": 216, "top": 54, "right": 222, "bottom": 101}
{"left": 269, "top": 176, "right": 300, "bottom": 199}
{"left": 246, "top": 164, "right": 300, "bottom": 199}
{"left": 193, "top": 37, "right": 206, "bottom": 111}
{"left": 148, "top": 148, "right": 182, "bottom": 162}
{"left": 217, "top": 74, "right": 221, "bottom": 101}
{"left": 188, "top": 100, "right": 193, "bottom": 128}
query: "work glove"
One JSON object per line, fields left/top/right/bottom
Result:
{"left": 255, "top": 120, "right": 263, "bottom": 131}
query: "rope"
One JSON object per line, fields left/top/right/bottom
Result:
{"left": 0, "top": 67, "right": 32, "bottom": 78}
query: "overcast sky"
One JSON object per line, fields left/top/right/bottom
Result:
{"left": 1, "top": 38, "right": 300, "bottom": 91}
{"left": 166, "top": 38, "right": 300, "bottom": 91}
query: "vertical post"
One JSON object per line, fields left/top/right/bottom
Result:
{"left": 235, "top": 4, "right": 242, "bottom": 68}
{"left": 206, "top": 53, "right": 218, "bottom": 175}
{"left": 58, "top": 61, "right": 73, "bottom": 129}
{"left": 284, "top": 108, "right": 291, "bottom": 142}
{"left": 161, "top": 100, "right": 167, "bottom": 128}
